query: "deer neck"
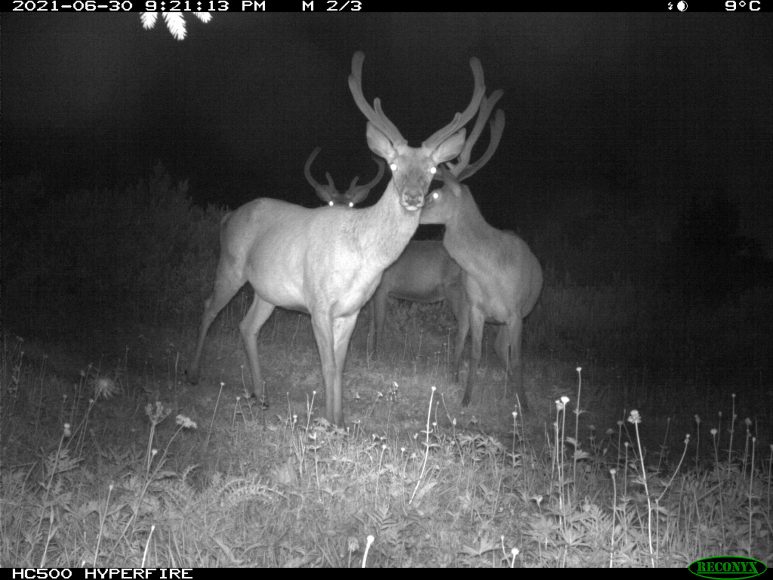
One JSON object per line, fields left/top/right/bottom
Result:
{"left": 443, "top": 191, "right": 496, "bottom": 271}
{"left": 354, "top": 179, "right": 422, "bottom": 271}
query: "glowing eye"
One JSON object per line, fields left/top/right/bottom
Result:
{"left": 429, "top": 166, "right": 437, "bottom": 175}
{"left": 389, "top": 163, "right": 398, "bottom": 172}
{"left": 348, "top": 202, "right": 354, "bottom": 208}
{"left": 432, "top": 191, "right": 440, "bottom": 200}
{"left": 328, "top": 201, "right": 334, "bottom": 207}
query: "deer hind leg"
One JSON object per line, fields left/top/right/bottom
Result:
{"left": 189, "top": 267, "right": 244, "bottom": 384}
{"left": 506, "top": 317, "right": 529, "bottom": 410}
{"left": 239, "top": 294, "right": 275, "bottom": 405}
{"left": 494, "top": 324, "right": 510, "bottom": 373}
{"left": 462, "top": 308, "right": 484, "bottom": 407}
{"left": 451, "top": 302, "right": 470, "bottom": 384}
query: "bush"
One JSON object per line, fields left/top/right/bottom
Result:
{"left": 4, "top": 165, "right": 224, "bottom": 327}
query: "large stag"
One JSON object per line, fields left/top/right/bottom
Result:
{"left": 188, "top": 52, "right": 486, "bottom": 425}
{"left": 420, "top": 92, "right": 543, "bottom": 409}
{"left": 304, "top": 146, "right": 385, "bottom": 208}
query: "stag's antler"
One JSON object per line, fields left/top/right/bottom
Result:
{"left": 422, "top": 57, "right": 486, "bottom": 152}
{"left": 348, "top": 52, "right": 408, "bottom": 147}
{"left": 345, "top": 157, "right": 385, "bottom": 205}
{"left": 348, "top": 52, "right": 486, "bottom": 151}
{"left": 304, "top": 146, "right": 338, "bottom": 205}
{"left": 445, "top": 89, "right": 506, "bottom": 181}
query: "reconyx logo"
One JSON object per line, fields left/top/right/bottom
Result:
{"left": 689, "top": 556, "right": 767, "bottom": 580}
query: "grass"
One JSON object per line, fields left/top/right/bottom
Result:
{"left": 2, "top": 307, "right": 771, "bottom": 568}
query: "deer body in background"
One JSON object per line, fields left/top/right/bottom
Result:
{"left": 369, "top": 240, "right": 468, "bottom": 365}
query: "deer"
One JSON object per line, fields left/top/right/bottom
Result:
{"left": 369, "top": 240, "right": 468, "bottom": 363}
{"left": 420, "top": 90, "right": 543, "bottom": 410}
{"left": 303, "top": 146, "right": 385, "bottom": 208}
{"left": 188, "top": 51, "right": 486, "bottom": 426}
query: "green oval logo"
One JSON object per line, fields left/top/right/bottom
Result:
{"left": 689, "top": 556, "right": 767, "bottom": 580}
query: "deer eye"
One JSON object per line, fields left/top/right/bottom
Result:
{"left": 432, "top": 191, "right": 440, "bottom": 200}
{"left": 389, "top": 163, "right": 398, "bottom": 172}
{"left": 429, "top": 166, "right": 437, "bottom": 175}
{"left": 328, "top": 201, "right": 334, "bottom": 207}
{"left": 348, "top": 202, "right": 354, "bottom": 208}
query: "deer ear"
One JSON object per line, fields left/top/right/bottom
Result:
{"left": 366, "top": 123, "right": 398, "bottom": 163}
{"left": 430, "top": 129, "right": 466, "bottom": 164}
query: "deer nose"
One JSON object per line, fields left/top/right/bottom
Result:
{"left": 401, "top": 188, "right": 426, "bottom": 210}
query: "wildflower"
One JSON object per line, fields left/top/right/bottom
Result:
{"left": 145, "top": 401, "right": 171, "bottom": 424}
{"left": 628, "top": 409, "right": 641, "bottom": 424}
{"left": 176, "top": 415, "right": 197, "bottom": 429}
{"left": 94, "top": 377, "right": 119, "bottom": 400}
{"left": 63, "top": 423, "right": 72, "bottom": 438}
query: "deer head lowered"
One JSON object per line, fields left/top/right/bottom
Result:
{"left": 188, "top": 51, "right": 486, "bottom": 426}
{"left": 369, "top": 240, "right": 468, "bottom": 365}
{"left": 420, "top": 90, "right": 543, "bottom": 409}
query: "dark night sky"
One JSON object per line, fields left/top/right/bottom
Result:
{"left": 2, "top": 13, "right": 772, "bottom": 255}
